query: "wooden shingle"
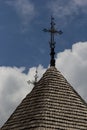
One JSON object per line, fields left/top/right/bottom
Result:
{"left": 1, "top": 67, "right": 87, "bottom": 130}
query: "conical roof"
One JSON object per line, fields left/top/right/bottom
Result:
{"left": 1, "top": 67, "right": 87, "bottom": 130}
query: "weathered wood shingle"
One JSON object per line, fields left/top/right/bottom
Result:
{"left": 1, "top": 67, "right": 87, "bottom": 130}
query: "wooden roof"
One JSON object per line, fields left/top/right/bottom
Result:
{"left": 1, "top": 67, "right": 87, "bottom": 130}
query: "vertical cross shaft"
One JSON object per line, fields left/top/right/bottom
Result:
{"left": 43, "top": 16, "right": 62, "bottom": 66}
{"left": 50, "top": 17, "right": 56, "bottom": 66}
{"left": 34, "top": 68, "right": 38, "bottom": 83}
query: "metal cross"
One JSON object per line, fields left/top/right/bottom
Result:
{"left": 27, "top": 68, "right": 38, "bottom": 85}
{"left": 43, "top": 16, "right": 63, "bottom": 66}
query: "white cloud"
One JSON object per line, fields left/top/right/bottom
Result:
{"left": 48, "top": 0, "right": 87, "bottom": 19}
{"left": 0, "top": 65, "right": 46, "bottom": 127}
{"left": 6, "top": 0, "right": 36, "bottom": 25}
{"left": 56, "top": 41, "right": 87, "bottom": 102}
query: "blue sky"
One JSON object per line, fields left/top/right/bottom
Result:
{"left": 0, "top": 0, "right": 87, "bottom": 68}
{"left": 0, "top": 0, "right": 87, "bottom": 127}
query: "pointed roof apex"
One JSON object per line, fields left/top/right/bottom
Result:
{"left": 1, "top": 66, "right": 87, "bottom": 130}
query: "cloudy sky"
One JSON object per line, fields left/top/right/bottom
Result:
{"left": 0, "top": 0, "right": 87, "bottom": 127}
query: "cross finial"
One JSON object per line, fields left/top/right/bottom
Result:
{"left": 43, "top": 16, "right": 63, "bottom": 66}
{"left": 27, "top": 68, "right": 38, "bottom": 85}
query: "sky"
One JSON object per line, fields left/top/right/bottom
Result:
{"left": 0, "top": 0, "right": 87, "bottom": 127}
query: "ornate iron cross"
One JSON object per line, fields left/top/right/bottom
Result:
{"left": 43, "top": 16, "right": 63, "bottom": 66}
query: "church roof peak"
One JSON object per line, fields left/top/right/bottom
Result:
{"left": 1, "top": 66, "right": 87, "bottom": 130}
